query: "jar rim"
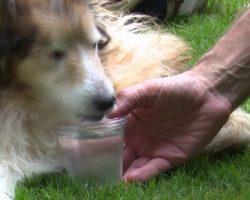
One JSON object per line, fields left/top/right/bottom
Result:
{"left": 56, "top": 117, "right": 127, "bottom": 133}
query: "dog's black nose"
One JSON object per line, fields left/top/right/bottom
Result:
{"left": 93, "top": 95, "right": 116, "bottom": 112}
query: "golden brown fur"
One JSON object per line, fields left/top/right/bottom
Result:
{"left": 0, "top": 0, "right": 249, "bottom": 199}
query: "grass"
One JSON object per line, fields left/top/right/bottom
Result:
{"left": 15, "top": 0, "right": 250, "bottom": 199}
{"left": 167, "top": 0, "right": 249, "bottom": 65}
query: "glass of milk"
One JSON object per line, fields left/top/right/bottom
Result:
{"left": 57, "top": 117, "right": 126, "bottom": 183}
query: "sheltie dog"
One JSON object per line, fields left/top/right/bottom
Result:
{"left": 0, "top": 0, "right": 249, "bottom": 199}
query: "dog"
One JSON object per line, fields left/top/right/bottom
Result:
{"left": 0, "top": 0, "right": 250, "bottom": 199}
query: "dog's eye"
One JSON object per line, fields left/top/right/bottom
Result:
{"left": 95, "top": 37, "right": 109, "bottom": 50}
{"left": 95, "top": 25, "right": 110, "bottom": 50}
{"left": 50, "top": 50, "right": 66, "bottom": 60}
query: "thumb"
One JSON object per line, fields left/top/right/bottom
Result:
{"left": 107, "top": 83, "right": 153, "bottom": 118}
{"left": 123, "top": 157, "right": 171, "bottom": 182}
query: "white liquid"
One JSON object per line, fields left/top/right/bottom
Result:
{"left": 59, "top": 134, "right": 124, "bottom": 182}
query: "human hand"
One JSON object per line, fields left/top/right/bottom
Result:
{"left": 108, "top": 71, "right": 231, "bottom": 182}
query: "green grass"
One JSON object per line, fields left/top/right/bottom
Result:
{"left": 167, "top": 0, "right": 249, "bottom": 65}
{"left": 15, "top": 0, "right": 250, "bottom": 199}
{"left": 15, "top": 152, "right": 250, "bottom": 199}
{"left": 242, "top": 98, "right": 250, "bottom": 112}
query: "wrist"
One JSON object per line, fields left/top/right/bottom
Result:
{"left": 191, "top": 50, "right": 250, "bottom": 111}
{"left": 191, "top": 8, "right": 250, "bottom": 111}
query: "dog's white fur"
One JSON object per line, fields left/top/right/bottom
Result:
{"left": 0, "top": 0, "right": 249, "bottom": 199}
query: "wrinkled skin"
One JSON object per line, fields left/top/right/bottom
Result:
{"left": 108, "top": 71, "right": 231, "bottom": 182}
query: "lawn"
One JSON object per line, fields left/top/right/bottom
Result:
{"left": 15, "top": 0, "right": 250, "bottom": 199}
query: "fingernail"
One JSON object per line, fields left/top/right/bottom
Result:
{"left": 123, "top": 178, "right": 128, "bottom": 183}
{"left": 112, "top": 104, "right": 118, "bottom": 112}
{"left": 106, "top": 104, "right": 118, "bottom": 118}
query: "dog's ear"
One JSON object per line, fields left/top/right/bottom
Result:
{"left": 0, "top": 0, "right": 36, "bottom": 87}
{"left": 0, "top": 1, "right": 17, "bottom": 86}
{"left": 0, "top": 0, "right": 34, "bottom": 55}
{"left": 0, "top": 1, "right": 16, "bottom": 57}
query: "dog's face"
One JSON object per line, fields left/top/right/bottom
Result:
{"left": 0, "top": 0, "right": 115, "bottom": 121}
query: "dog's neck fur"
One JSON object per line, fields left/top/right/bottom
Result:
{"left": 0, "top": 90, "right": 62, "bottom": 173}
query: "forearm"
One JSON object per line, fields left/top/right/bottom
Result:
{"left": 192, "top": 8, "right": 250, "bottom": 110}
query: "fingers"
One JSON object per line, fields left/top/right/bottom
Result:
{"left": 123, "top": 145, "right": 136, "bottom": 174}
{"left": 107, "top": 80, "right": 160, "bottom": 118}
{"left": 107, "top": 86, "right": 144, "bottom": 118}
{"left": 123, "top": 157, "right": 172, "bottom": 182}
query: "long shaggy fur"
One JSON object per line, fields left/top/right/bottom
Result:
{"left": 0, "top": 0, "right": 249, "bottom": 199}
